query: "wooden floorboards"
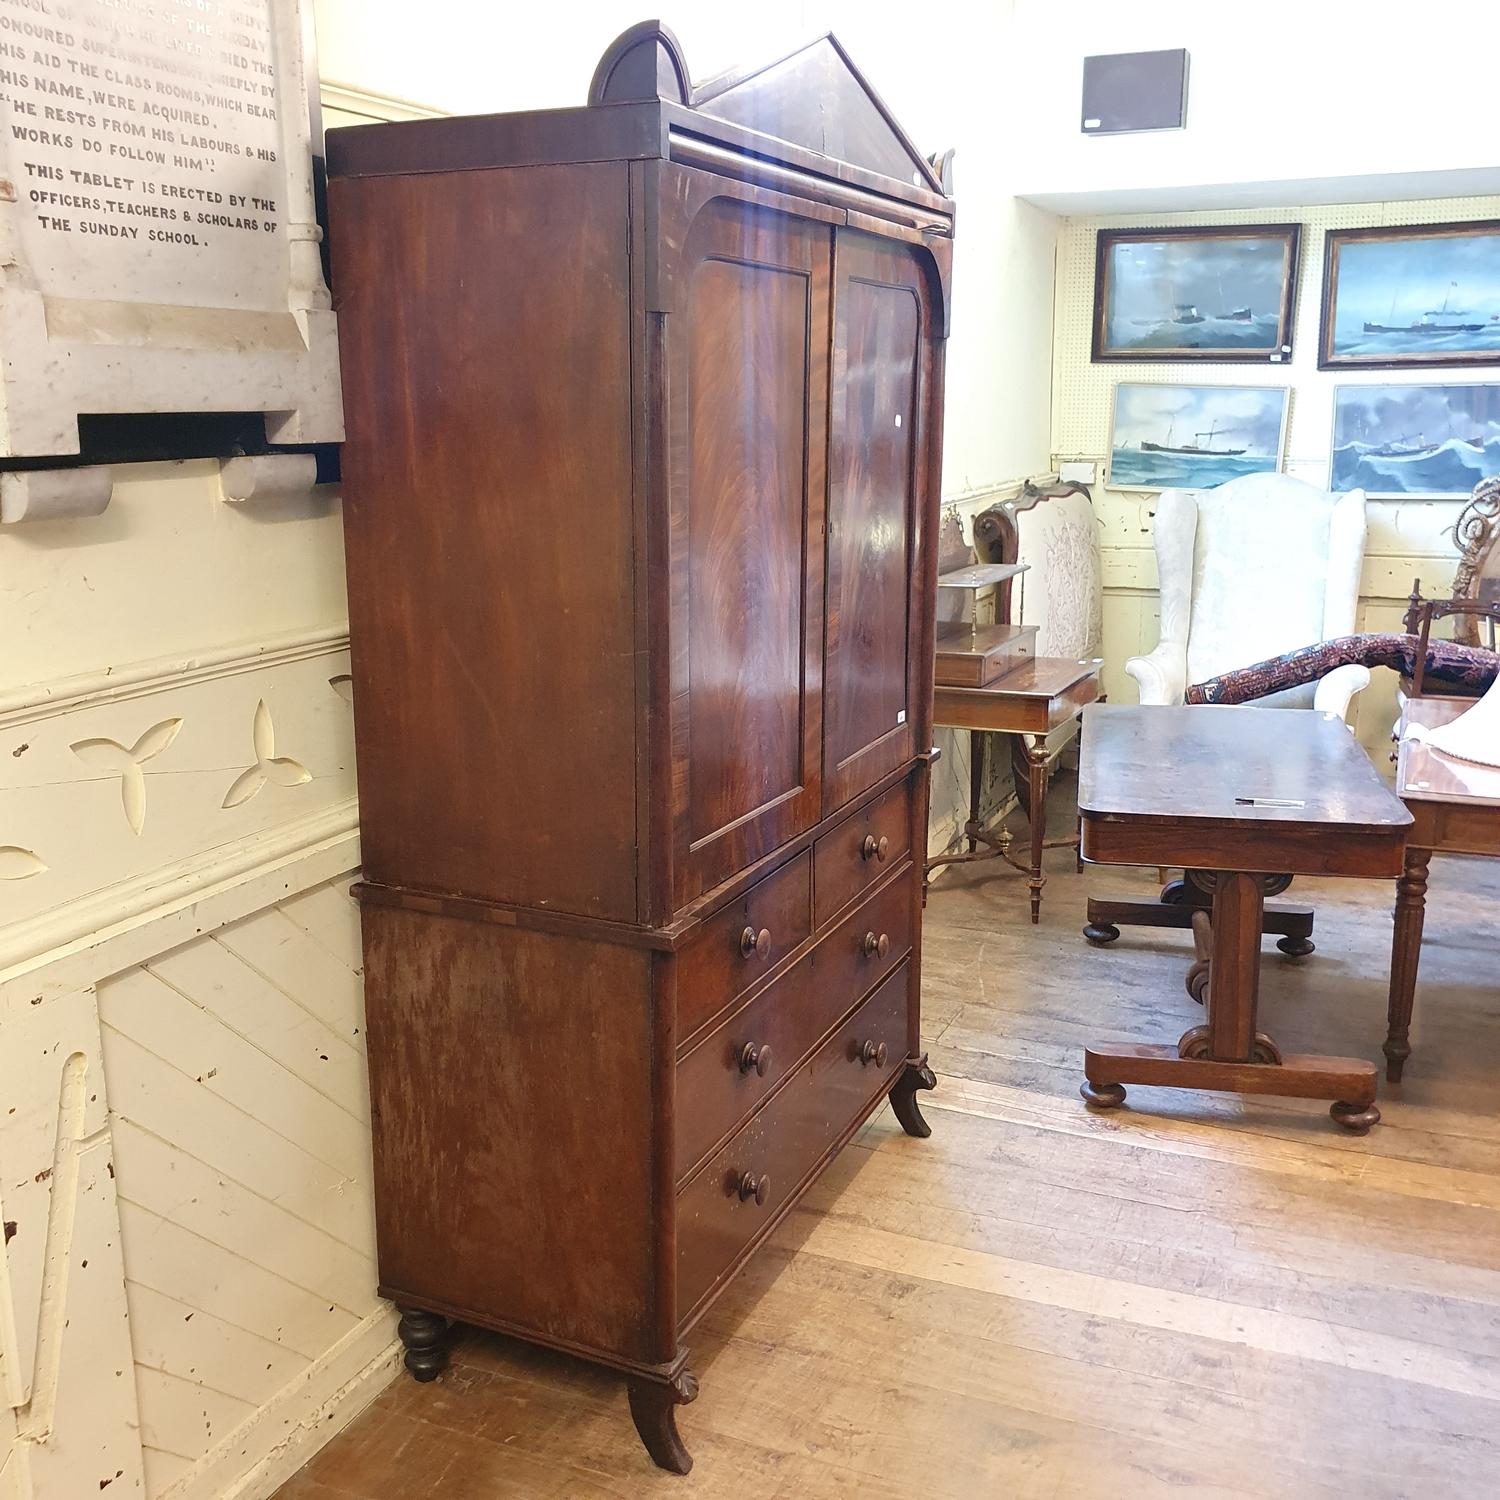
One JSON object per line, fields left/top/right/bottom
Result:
{"left": 277, "top": 788, "right": 1500, "bottom": 1497}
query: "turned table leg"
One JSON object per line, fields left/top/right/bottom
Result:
{"left": 1026, "top": 740, "right": 1049, "bottom": 925}
{"left": 1385, "top": 845, "right": 1432, "bottom": 1083}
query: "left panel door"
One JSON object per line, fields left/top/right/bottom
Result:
{"left": 668, "top": 200, "right": 831, "bottom": 908}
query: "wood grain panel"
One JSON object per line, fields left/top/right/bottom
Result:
{"left": 668, "top": 199, "right": 830, "bottom": 907}
{"left": 823, "top": 231, "right": 933, "bottom": 810}
{"left": 331, "top": 161, "right": 639, "bottom": 921}
{"left": 359, "top": 905, "right": 659, "bottom": 1363}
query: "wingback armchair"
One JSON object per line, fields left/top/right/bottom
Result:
{"left": 1127, "top": 473, "right": 1370, "bottom": 720}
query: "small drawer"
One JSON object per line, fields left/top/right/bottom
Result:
{"left": 675, "top": 962, "right": 911, "bottom": 1326}
{"left": 676, "top": 851, "right": 812, "bottom": 1043}
{"left": 812, "top": 865, "right": 913, "bottom": 1011}
{"left": 813, "top": 779, "right": 913, "bottom": 928}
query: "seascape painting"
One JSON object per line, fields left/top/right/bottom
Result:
{"left": 1331, "top": 384, "right": 1500, "bottom": 498}
{"left": 1321, "top": 222, "right": 1500, "bottom": 368}
{"left": 1093, "top": 225, "right": 1300, "bottom": 362}
{"left": 1108, "top": 383, "right": 1289, "bottom": 491}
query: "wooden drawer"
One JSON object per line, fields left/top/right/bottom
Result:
{"left": 675, "top": 962, "right": 910, "bottom": 1326}
{"left": 675, "top": 865, "right": 914, "bottom": 1177}
{"left": 677, "top": 851, "right": 812, "bottom": 1043}
{"left": 813, "top": 778, "right": 912, "bottom": 927}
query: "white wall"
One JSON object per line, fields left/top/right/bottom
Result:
{"left": 1011, "top": 0, "right": 1500, "bottom": 212}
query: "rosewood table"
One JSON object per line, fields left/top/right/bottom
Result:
{"left": 1078, "top": 704, "right": 1411, "bottom": 1132}
{"left": 1384, "top": 695, "right": 1500, "bottom": 1081}
{"left": 925, "top": 654, "right": 1103, "bottom": 921}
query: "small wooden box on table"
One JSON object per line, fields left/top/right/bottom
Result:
{"left": 1384, "top": 695, "right": 1500, "bottom": 1081}
{"left": 1078, "top": 705, "right": 1411, "bottom": 1132}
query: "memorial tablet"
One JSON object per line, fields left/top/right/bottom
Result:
{"left": 0, "top": 0, "right": 340, "bottom": 457}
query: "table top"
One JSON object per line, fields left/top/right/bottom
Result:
{"left": 1079, "top": 704, "right": 1411, "bottom": 835}
{"left": 1398, "top": 696, "right": 1500, "bottom": 809}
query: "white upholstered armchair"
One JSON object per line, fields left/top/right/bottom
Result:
{"left": 1128, "top": 473, "right": 1370, "bottom": 721}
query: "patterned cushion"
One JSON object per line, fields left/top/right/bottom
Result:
{"left": 1186, "top": 633, "right": 1500, "bottom": 705}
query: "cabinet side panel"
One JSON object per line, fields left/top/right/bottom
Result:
{"left": 331, "top": 162, "right": 638, "bottom": 920}
{"left": 361, "top": 906, "right": 658, "bottom": 1363}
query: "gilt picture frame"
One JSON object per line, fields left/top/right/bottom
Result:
{"left": 1319, "top": 221, "right": 1500, "bottom": 370}
{"left": 1092, "top": 224, "right": 1301, "bottom": 363}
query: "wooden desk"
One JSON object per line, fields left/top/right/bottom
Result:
{"left": 1385, "top": 696, "right": 1500, "bottom": 1081}
{"left": 926, "top": 656, "right": 1102, "bottom": 922}
{"left": 1078, "top": 705, "right": 1411, "bottom": 1132}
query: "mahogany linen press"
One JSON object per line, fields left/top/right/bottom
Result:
{"left": 326, "top": 20, "right": 955, "bottom": 1472}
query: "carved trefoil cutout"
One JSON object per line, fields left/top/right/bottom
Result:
{"left": 224, "top": 699, "right": 312, "bottom": 808}
{"left": 71, "top": 717, "right": 183, "bottom": 835}
{"left": 0, "top": 844, "right": 47, "bottom": 879}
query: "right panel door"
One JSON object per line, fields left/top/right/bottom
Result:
{"left": 823, "top": 229, "right": 932, "bottom": 812}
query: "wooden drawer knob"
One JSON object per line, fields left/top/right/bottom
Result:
{"left": 861, "top": 931, "right": 890, "bottom": 959}
{"left": 736, "top": 1171, "right": 770, "bottom": 1206}
{"left": 861, "top": 833, "right": 890, "bottom": 863}
{"left": 858, "top": 1039, "right": 888, "bottom": 1067}
{"left": 740, "top": 926, "right": 771, "bottom": 961}
{"left": 738, "top": 1041, "right": 773, "bottom": 1078}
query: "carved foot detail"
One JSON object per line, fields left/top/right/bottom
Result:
{"left": 890, "top": 1056, "right": 938, "bottom": 1138}
{"left": 1083, "top": 922, "right": 1121, "bottom": 945}
{"left": 396, "top": 1306, "right": 450, "bottom": 1383}
{"left": 628, "top": 1367, "right": 699, "bottom": 1474}
{"left": 1330, "top": 1100, "right": 1381, "bottom": 1134}
{"left": 1080, "top": 1080, "right": 1126, "bottom": 1109}
{"left": 1276, "top": 935, "right": 1316, "bottom": 958}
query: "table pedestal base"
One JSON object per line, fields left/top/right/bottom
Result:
{"left": 1082, "top": 1040, "right": 1380, "bottom": 1132}
{"left": 1080, "top": 869, "right": 1379, "bottom": 1133}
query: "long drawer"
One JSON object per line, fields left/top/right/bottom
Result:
{"left": 674, "top": 866, "right": 914, "bottom": 1178}
{"left": 676, "top": 850, "right": 812, "bottom": 1043}
{"left": 675, "top": 961, "right": 911, "bottom": 1327}
{"left": 813, "top": 777, "right": 912, "bottom": 928}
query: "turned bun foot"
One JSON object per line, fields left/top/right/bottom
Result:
{"left": 1276, "top": 935, "right": 1316, "bottom": 958}
{"left": 1083, "top": 922, "right": 1121, "bottom": 945}
{"left": 1080, "top": 1080, "right": 1126, "bottom": 1109}
{"left": 1330, "top": 1100, "right": 1380, "bottom": 1134}
{"left": 396, "top": 1306, "right": 451, "bottom": 1382}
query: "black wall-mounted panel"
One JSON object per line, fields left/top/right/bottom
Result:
{"left": 1081, "top": 49, "right": 1189, "bottom": 135}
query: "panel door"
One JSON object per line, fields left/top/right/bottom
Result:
{"left": 668, "top": 199, "right": 831, "bottom": 908}
{"left": 822, "top": 229, "right": 933, "bottom": 811}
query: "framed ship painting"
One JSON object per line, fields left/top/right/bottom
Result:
{"left": 1092, "top": 224, "right": 1301, "bottom": 362}
{"left": 1320, "top": 221, "right": 1500, "bottom": 369}
{"left": 1331, "top": 383, "right": 1500, "bottom": 498}
{"left": 1107, "top": 382, "right": 1289, "bottom": 491}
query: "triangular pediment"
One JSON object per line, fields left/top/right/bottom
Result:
{"left": 691, "top": 35, "right": 944, "bottom": 194}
